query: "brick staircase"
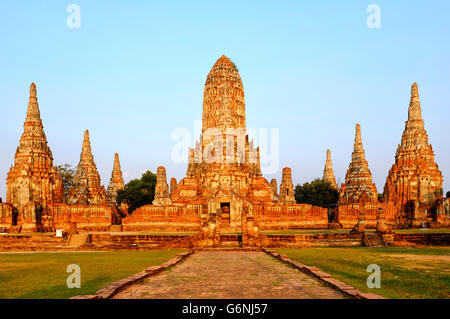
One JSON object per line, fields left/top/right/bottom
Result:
{"left": 67, "top": 234, "right": 90, "bottom": 248}
{"left": 364, "top": 233, "right": 387, "bottom": 248}
{"left": 219, "top": 234, "right": 241, "bottom": 248}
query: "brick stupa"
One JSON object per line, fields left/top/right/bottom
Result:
{"left": 323, "top": 149, "right": 338, "bottom": 189}
{"left": 6, "top": 83, "right": 64, "bottom": 218}
{"left": 339, "top": 124, "right": 378, "bottom": 204}
{"left": 384, "top": 83, "right": 443, "bottom": 205}
{"left": 106, "top": 153, "right": 125, "bottom": 205}
{"left": 68, "top": 130, "right": 106, "bottom": 205}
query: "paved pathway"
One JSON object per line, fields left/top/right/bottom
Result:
{"left": 113, "top": 251, "right": 345, "bottom": 299}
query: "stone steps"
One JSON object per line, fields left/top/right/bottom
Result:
{"left": 67, "top": 234, "right": 89, "bottom": 247}
{"left": 365, "top": 233, "right": 386, "bottom": 248}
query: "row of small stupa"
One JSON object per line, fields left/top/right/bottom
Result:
{"left": 322, "top": 83, "right": 443, "bottom": 205}
{"left": 6, "top": 83, "right": 124, "bottom": 212}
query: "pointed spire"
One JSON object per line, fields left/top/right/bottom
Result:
{"left": 68, "top": 130, "right": 106, "bottom": 205}
{"left": 6, "top": 82, "right": 63, "bottom": 211}
{"left": 26, "top": 82, "right": 41, "bottom": 123}
{"left": 323, "top": 149, "right": 338, "bottom": 189}
{"left": 339, "top": 123, "right": 378, "bottom": 204}
{"left": 80, "top": 130, "right": 94, "bottom": 162}
{"left": 107, "top": 153, "right": 125, "bottom": 205}
{"left": 111, "top": 153, "right": 124, "bottom": 186}
{"left": 383, "top": 82, "right": 442, "bottom": 205}
{"left": 353, "top": 123, "right": 365, "bottom": 158}
{"left": 408, "top": 82, "right": 422, "bottom": 121}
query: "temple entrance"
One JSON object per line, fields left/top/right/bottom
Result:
{"left": 12, "top": 209, "right": 18, "bottom": 226}
{"left": 220, "top": 203, "right": 231, "bottom": 224}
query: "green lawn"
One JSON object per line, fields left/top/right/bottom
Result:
{"left": 0, "top": 249, "right": 186, "bottom": 299}
{"left": 277, "top": 247, "right": 450, "bottom": 299}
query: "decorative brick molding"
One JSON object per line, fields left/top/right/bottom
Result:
{"left": 262, "top": 248, "right": 385, "bottom": 299}
{"left": 70, "top": 250, "right": 194, "bottom": 299}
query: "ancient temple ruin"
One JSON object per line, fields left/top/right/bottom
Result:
{"left": 5, "top": 83, "right": 64, "bottom": 231}
{"left": 339, "top": 124, "right": 378, "bottom": 204}
{"left": 383, "top": 83, "right": 445, "bottom": 226}
{"left": 323, "top": 149, "right": 338, "bottom": 189}
{"left": 1, "top": 62, "right": 449, "bottom": 235}
{"left": 68, "top": 130, "right": 107, "bottom": 205}
{"left": 106, "top": 153, "right": 125, "bottom": 205}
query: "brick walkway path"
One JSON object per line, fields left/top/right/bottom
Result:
{"left": 113, "top": 251, "right": 345, "bottom": 299}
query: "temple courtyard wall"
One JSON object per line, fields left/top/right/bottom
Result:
{"left": 121, "top": 204, "right": 202, "bottom": 232}
{"left": 253, "top": 203, "right": 329, "bottom": 230}
{"left": 337, "top": 202, "right": 399, "bottom": 229}
{"left": 2, "top": 199, "right": 450, "bottom": 234}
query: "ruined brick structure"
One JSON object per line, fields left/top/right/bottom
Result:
{"left": 383, "top": 83, "right": 444, "bottom": 226}
{"left": 323, "top": 149, "right": 338, "bottom": 189}
{"left": 170, "top": 177, "right": 177, "bottom": 196}
{"left": 278, "top": 167, "right": 295, "bottom": 203}
{"left": 169, "top": 55, "right": 274, "bottom": 231}
{"left": 68, "top": 130, "right": 107, "bottom": 205}
{"left": 106, "top": 153, "right": 125, "bottom": 205}
{"left": 153, "top": 166, "right": 172, "bottom": 206}
{"left": 1, "top": 69, "right": 448, "bottom": 236}
{"left": 339, "top": 124, "right": 378, "bottom": 204}
{"left": 5, "top": 83, "right": 64, "bottom": 231}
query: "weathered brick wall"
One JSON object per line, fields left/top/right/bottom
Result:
{"left": 50, "top": 203, "right": 112, "bottom": 231}
{"left": 0, "top": 203, "right": 13, "bottom": 227}
{"left": 122, "top": 204, "right": 202, "bottom": 232}
{"left": 0, "top": 234, "right": 67, "bottom": 251}
{"left": 337, "top": 202, "right": 398, "bottom": 229}
{"left": 89, "top": 234, "right": 193, "bottom": 249}
{"left": 393, "top": 233, "right": 450, "bottom": 246}
{"left": 253, "top": 203, "right": 328, "bottom": 230}
{"left": 258, "top": 233, "right": 362, "bottom": 248}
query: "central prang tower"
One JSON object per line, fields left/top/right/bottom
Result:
{"left": 170, "top": 55, "right": 274, "bottom": 229}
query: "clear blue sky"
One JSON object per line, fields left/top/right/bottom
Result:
{"left": 1, "top": 0, "right": 449, "bottom": 199}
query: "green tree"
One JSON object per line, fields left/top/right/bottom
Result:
{"left": 116, "top": 170, "right": 157, "bottom": 214}
{"left": 56, "top": 163, "right": 76, "bottom": 197}
{"left": 294, "top": 178, "right": 339, "bottom": 208}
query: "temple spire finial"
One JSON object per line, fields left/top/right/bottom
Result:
{"left": 30, "top": 82, "right": 37, "bottom": 98}
{"left": 354, "top": 123, "right": 363, "bottom": 152}
{"left": 411, "top": 82, "right": 419, "bottom": 98}
{"left": 408, "top": 82, "right": 422, "bottom": 121}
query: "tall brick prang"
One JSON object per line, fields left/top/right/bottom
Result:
{"left": 384, "top": 83, "right": 443, "bottom": 205}
{"left": 6, "top": 83, "right": 63, "bottom": 216}
{"left": 323, "top": 149, "right": 338, "bottom": 189}
{"left": 106, "top": 153, "right": 125, "bottom": 205}
{"left": 68, "top": 130, "right": 106, "bottom": 205}
{"left": 339, "top": 124, "right": 378, "bottom": 204}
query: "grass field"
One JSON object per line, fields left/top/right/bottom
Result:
{"left": 0, "top": 249, "right": 186, "bottom": 299}
{"left": 277, "top": 247, "right": 450, "bottom": 299}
